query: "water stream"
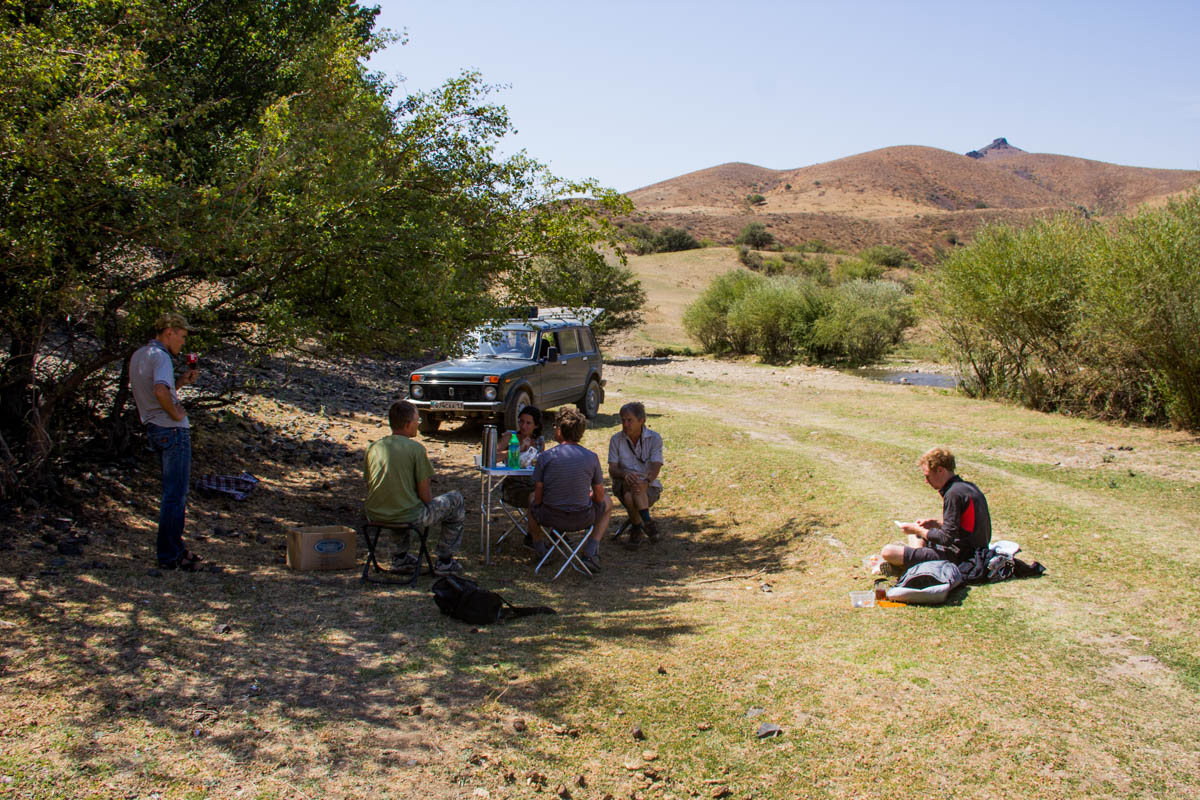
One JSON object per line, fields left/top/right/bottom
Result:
{"left": 847, "top": 368, "right": 959, "bottom": 388}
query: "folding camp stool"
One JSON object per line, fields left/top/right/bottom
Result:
{"left": 361, "top": 520, "right": 435, "bottom": 586}
{"left": 535, "top": 523, "right": 597, "bottom": 580}
{"left": 610, "top": 519, "right": 633, "bottom": 541}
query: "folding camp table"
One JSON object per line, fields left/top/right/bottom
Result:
{"left": 476, "top": 458, "right": 534, "bottom": 564}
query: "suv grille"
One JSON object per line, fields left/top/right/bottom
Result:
{"left": 422, "top": 384, "right": 486, "bottom": 402}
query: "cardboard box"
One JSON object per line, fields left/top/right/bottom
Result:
{"left": 286, "top": 525, "right": 357, "bottom": 571}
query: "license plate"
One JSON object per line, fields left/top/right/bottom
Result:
{"left": 430, "top": 400, "right": 464, "bottom": 410}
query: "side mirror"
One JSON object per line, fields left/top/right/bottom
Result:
{"left": 547, "top": 346, "right": 559, "bottom": 363}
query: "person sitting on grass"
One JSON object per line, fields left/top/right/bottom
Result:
{"left": 527, "top": 407, "right": 612, "bottom": 574}
{"left": 607, "top": 401, "right": 664, "bottom": 549}
{"left": 880, "top": 446, "right": 991, "bottom": 572}
{"left": 365, "top": 400, "right": 466, "bottom": 576}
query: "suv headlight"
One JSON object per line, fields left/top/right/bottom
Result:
{"left": 411, "top": 384, "right": 424, "bottom": 399}
{"left": 484, "top": 386, "right": 497, "bottom": 400}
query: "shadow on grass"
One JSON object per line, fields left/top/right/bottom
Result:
{"left": 1, "top": 406, "right": 794, "bottom": 779}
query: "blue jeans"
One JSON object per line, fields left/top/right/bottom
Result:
{"left": 147, "top": 424, "right": 191, "bottom": 564}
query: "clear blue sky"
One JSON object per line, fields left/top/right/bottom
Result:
{"left": 370, "top": 0, "right": 1200, "bottom": 193}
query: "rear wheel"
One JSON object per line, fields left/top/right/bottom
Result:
{"left": 417, "top": 414, "right": 442, "bottom": 435}
{"left": 577, "top": 379, "right": 601, "bottom": 418}
{"left": 503, "top": 387, "right": 534, "bottom": 431}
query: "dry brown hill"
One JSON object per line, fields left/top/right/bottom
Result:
{"left": 623, "top": 140, "right": 1200, "bottom": 260}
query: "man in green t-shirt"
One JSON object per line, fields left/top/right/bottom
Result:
{"left": 365, "top": 400, "right": 466, "bottom": 575}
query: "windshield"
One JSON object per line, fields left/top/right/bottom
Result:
{"left": 470, "top": 327, "right": 537, "bottom": 359}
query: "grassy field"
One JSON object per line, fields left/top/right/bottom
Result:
{"left": 612, "top": 247, "right": 743, "bottom": 354}
{"left": 2, "top": 352, "right": 1198, "bottom": 799}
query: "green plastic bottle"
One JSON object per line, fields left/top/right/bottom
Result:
{"left": 507, "top": 432, "right": 519, "bottom": 468}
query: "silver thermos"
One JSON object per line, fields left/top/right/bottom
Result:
{"left": 482, "top": 425, "right": 498, "bottom": 467}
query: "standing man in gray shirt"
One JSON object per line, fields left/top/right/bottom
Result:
{"left": 129, "top": 312, "right": 200, "bottom": 570}
{"left": 608, "top": 402, "right": 664, "bottom": 548}
{"left": 527, "top": 407, "right": 612, "bottom": 574}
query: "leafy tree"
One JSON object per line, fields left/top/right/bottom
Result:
{"left": 0, "top": 1, "right": 628, "bottom": 493}
{"left": 929, "top": 196, "right": 1200, "bottom": 428}
{"left": 529, "top": 252, "right": 646, "bottom": 341}
{"left": 735, "top": 222, "right": 775, "bottom": 249}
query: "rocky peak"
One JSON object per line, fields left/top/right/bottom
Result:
{"left": 965, "top": 137, "right": 1025, "bottom": 159}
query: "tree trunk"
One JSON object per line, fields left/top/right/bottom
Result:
{"left": 106, "top": 351, "right": 138, "bottom": 455}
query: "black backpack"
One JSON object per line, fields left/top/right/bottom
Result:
{"left": 431, "top": 575, "right": 556, "bottom": 625}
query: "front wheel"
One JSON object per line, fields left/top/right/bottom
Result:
{"left": 503, "top": 387, "right": 534, "bottom": 431}
{"left": 577, "top": 379, "right": 601, "bottom": 418}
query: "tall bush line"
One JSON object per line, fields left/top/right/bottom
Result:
{"left": 927, "top": 192, "right": 1200, "bottom": 428}
{"left": 683, "top": 272, "right": 912, "bottom": 365}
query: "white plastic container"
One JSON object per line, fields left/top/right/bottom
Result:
{"left": 849, "top": 590, "right": 875, "bottom": 608}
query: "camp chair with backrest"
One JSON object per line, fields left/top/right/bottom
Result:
{"left": 535, "top": 523, "right": 596, "bottom": 580}
{"left": 361, "top": 519, "right": 435, "bottom": 587}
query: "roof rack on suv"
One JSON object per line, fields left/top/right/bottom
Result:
{"left": 534, "top": 306, "right": 603, "bottom": 324}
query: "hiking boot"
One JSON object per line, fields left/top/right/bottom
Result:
{"left": 643, "top": 518, "right": 660, "bottom": 542}
{"left": 623, "top": 525, "right": 644, "bottom": 550}
{"left": 391, "top": 552, "right": 419, "bottom": 572}
{"left": 433, "top": 557, "right": 465, "bottom": 577}
{"left": 580, "top": 553, "right": 601, "bottom": 575}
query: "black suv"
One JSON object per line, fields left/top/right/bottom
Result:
{"left": 407, "top": 308, "right": 605, "bottom": 434}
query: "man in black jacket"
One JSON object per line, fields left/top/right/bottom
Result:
{"left": 881, "top": 447, "right": 991, "bottom": 569}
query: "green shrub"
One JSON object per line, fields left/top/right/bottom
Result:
{"left": 859, "top": 244, "right": 914, "bottom": 268}
{"left": 928, "top": 216, "right": 1095, "bottom": 407}
{"left": 682, "top": 270, "right": 765, "bottom": 353}
{"left": 927, "top": 198, "right": 1200, "bottom": 428}
{"left": 1083, "top": 194, "right": 1200, "bottom": 427}
{"left": 625, "top": 223, "right": 660, "bottom": 255}
{"left": 746, "top": 193, "right": 767, "bottom": 206}
{"left": 736, "top": 245, "right": 764, "bottom": 271}
{"left": 809, "top": 280, "right": 913, "bottom": 365}
{"left": 735, "top": 222, "right": 775, "bottom": 249}
{"left": 624, "top": 224, "right": 700, "bottom": 254}
{"left": 794, "top": 238, "right": 832, "bottom": 254}
{"left": 832, "top": 258, "right": 884, "bottom": 283}
{"left": 684, "top": 270, "right": 914, "bottom": 365}
{"left": 656, "top": 227, "right": 701, "bottom": 252}
{"left": 726, "top": 277, "right": 827, "bottom": 362}
{"left": 782, "top": 253, "right": 831, "bottom": 283}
